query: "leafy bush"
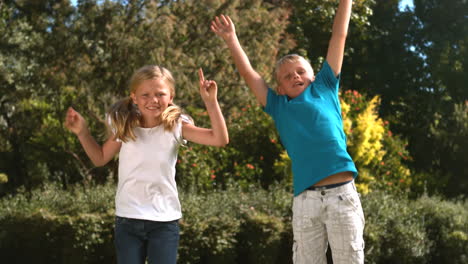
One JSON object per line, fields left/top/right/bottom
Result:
{"left": 1, "top": 183, "right": 467, "bottom": 263}
{"left": 341, "top": 90, "right": 414, "bottom": 194}
{"left": 363, "top": 190, "right": 430, "bottom": 264}
{"left": 176, "top": 105, "right": 286, "bottom": 192}
{"left": 178, "top": 183, "right": 293, "bottom": 264}
{"left": 414, "top": 195, "right": 468, "bottom": 264}
{"left": 362, "top": 190, "right": 468, "bottom": 264}
{"left": 0, "top": 183, "right": 116, "bottom": 264}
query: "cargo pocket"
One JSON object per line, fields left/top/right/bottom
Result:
{"left": 292, "top": 241, "right": 298, "bottom": 263}
{"left": 351, "top": 239, "right": 364, "bottom": 251}
{"left": 350, "top": 239, "right": 365, "bottom": 263}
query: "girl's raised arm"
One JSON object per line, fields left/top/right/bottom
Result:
{"left": 65, "top": 107, "right": 121, "bottom": 166}
{"left": 182, "top": 69, "right": 229, "bottom": 147}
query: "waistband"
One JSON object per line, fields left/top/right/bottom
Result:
{"left": 307, "top": 180, "right": 353, "bottom": 191}
{"left": 304, "top": 180, "right": 356, "bottom": 196}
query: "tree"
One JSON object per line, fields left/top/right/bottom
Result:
{"left": 0, "top": 0, "right": 295, "bottom": 193}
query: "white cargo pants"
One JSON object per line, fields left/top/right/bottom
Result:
{"left": 292, "top": 181, "right": 365, "bottom": 264}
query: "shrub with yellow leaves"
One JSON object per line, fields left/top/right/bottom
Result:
{"left": 341, "top": 90, "right": 413, "bottom": 194}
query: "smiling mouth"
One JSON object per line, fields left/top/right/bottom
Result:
{"left": 146, "top": 106, "right": 160, "bottom": 111}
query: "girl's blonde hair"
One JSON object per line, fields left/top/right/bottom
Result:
{"left": 107, "top": 65, "right": 184, "bottom": 142}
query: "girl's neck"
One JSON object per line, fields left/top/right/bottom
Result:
{"left": 140, "top": 117, "right": 162, "bottom": 128}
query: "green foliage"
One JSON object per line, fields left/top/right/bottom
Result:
{"left": 176, "top": 105, "right": 287, "bottom": 191}
{"left": 0, "top": 182, "right": 116, "bottom": 263}
{"left": 0, "top": 173, "right": 7, "bottom": 184}
{"left": 0, "top": 182, "right": 294, "bottom": 264}
{"left": 235, "top": 207, "right": 291, "bottom": 264}
{"left": 363, "top": 190, "right": 468, "bottom": 264}
{"left": 429, "top": 102, "right": 468, "bottom": 196}
{"left": 414, "top": 195, "right": 468, "bottom": 264}
{"left": 0, "top": 0, "right": 294, "bottom": 193}
{"left": 1, "top": 183, "right": 467, "bottom": 263}
{"left": 340, "top": 90, "right": 414, "bottom": 194}
{"left": 363, "top": 191, "right": 431, "bottom": 263}
{"left": 285, "top": 0, "right": 375, "bottom": 68}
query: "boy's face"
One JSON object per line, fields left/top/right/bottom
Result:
{"left": 277, "top": 59, "right": 315, "bottom": 99}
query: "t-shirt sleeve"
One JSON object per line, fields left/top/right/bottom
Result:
{"left": 176, "top": 114, "right": 193, "bottom": 145}
{"left": 106, "top": 114, "right": 122, "bottom": 142}
{"left": 264, "top": 88, "right": 280, "bottom": 118}
{"left": 317, "top": 61, "right": 341, "bottom": 92}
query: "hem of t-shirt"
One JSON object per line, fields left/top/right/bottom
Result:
{"left": 293, "top": 168, "right": 358, "bottom": 197}
{"left": 115, "top": 213, "right": 182, "bottom": 222}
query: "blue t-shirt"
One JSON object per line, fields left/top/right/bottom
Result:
{"left": 264, "top": 61, "right": 358, "bottom": 196}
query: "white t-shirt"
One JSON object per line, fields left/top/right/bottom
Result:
{"left": 114, "top": 115, "right": 190, "bottom": 221}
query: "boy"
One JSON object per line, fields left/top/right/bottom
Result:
{"left": 211, "top": 1, "right": 364, "bottom": 263}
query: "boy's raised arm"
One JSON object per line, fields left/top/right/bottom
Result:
{"left": 211, "top": 15, "right": 268, "bottom": 107}
{"left": 326, "top": 0, "right": 352, "bottom": 76}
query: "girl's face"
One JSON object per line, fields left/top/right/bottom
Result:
{"left": 131, "top": 78, "right": 173, "bottom": 127}
{"left": 277, "top": 59, "right": 315, "bottom": 99}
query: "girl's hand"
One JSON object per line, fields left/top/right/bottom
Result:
{"left": 211, "top": 15, "right": 236, "bottom": 41}
{"left": 65, "top": 107, "right": 88, "bottom": 137}
{"left": 198, "top": 68, "right": 218, "bottom": 103}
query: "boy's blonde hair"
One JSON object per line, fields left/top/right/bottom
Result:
{"left": 107, "top": 65, "right": 185, "bottom": 142}
{"left": 274, "top": 54, "right": 314, "bottom": 92}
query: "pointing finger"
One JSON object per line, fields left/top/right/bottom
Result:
{"left": 198, "top": 68, "right": 205, "bottom": 83}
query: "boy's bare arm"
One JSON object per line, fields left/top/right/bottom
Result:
{"left": 211, "top": 15, "right": 268, "bottom": 107}
{"left": 326, "top": 0, "right": 352, "bottom": 76}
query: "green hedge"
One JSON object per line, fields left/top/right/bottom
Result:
{"left": 0, "top": 183, "right": 467, "bottom": 263}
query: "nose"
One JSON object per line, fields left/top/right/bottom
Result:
{"left": 152, "top": 96, "right": 159, "bottom": 103}
{"left": 293, "top": 72, "right": 300, "bottom": 79}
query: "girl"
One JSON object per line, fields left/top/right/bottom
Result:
{"left": 65, "top": 65, "right": 228, "bottom": 264}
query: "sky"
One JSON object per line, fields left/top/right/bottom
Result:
{"left": 71, "top": 0, "right": 415, "bottom": 8}
{"left": 399, "top": 0, "right": 415, "bottom": 10}
{"left": 70, "top": 0, "right": 415, "bottom": 11}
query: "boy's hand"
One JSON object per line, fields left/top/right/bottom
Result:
{"left": 211, "top": 15, "right": 236, "bottom": 41}
{"left": 198, "top": 68, "right": 218, "bottom": 103}
{"left": 65, "top": 107, "right": 88, "bottom": 137}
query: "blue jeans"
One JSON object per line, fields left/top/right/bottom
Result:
{"left": 114, "top": 216, "right": 180, "bottom": 264}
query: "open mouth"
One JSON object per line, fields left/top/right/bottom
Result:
{"left": 146, "top": 106, "right": 160, "bottom": 111}
{"left": 293, "top": 82, "right": 304, "bottom": 88}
